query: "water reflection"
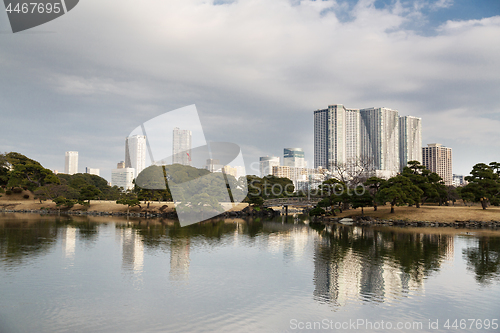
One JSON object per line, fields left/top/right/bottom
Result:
{"left": 312, "top": 225, "right": 456, "bottom": 307}
{"left": 463, "top": 236, "right": 500, "bottom": 284}
{"left": 61, "top": 226, "right": 76, "bottom": 259}
{"left": 170, "top": 238, "right": 190, "bottom": 281}
{"left": 118, "top": 227, "right": 144, "bottom": 274}
{"left": 1, "top": 214, "right": 500, "bottom": 332}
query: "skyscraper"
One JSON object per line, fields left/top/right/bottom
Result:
{"left": 65, "top": 151, "right": 78, "bottom": 175}
{"left": 111, "top": 167, "right": 136, "bottom": 191}
{"left": 125, "top": 135, "right": 147, "bottom": 178}
{"left": 260, "top": 156, "right": 280, "bottom": 177}
{"left": 172, "top": 127, "right": 192, "bottom": 166}
{"left": 345, "top": 108, "right": 361, "bottom": 161}
{"left": 315, "top": 105, "right": 420, "bottom": 179}
{"left": 422, "top": 143, "right": 452, "bottom": 186}
{"left": 399, "top": 116, "right": 422, "bottom": 170}
{"left": 359, "top": 107, "right": 400, "bottom": 176}
{"left": 283, "top": 148, "right": 306, "bottom": 168}
{"left": 314, "top": 104, "right": 346, "bottom": 169}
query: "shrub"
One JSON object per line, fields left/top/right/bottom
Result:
{"left": 5, "top": 190, "right": 12, "bottom": 195}
{"left": 22, "top": 186, "right": 28, "bottom": 190}
{"left": 309, "top": 207, "right": 326, "bottom": 216}
{"left": 0, "top": 188, "right": 4, "bottom": 194}
{"left": 13, "top": 188, "right": 23, "bottom": 194}
{"left": 23, "top": 194, "right": 30, "bottom": 199}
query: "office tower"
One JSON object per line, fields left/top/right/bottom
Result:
{"left": 359, "top": 107, "right": 400, "bottom": 177}
{"left": 345, "top": 109, "right": 361, "bottom": 161}
{"left": 65, "top": 151, "right": 78, "bottom": 175}
{"left": 422, "top": 143, "right": 453, "bottom": 186}
{"left": 399, "top": 116, "right": 422, "bottom": 171}
{"left": 117, "top": 161, "right": 125, "bottom": 169}
{"left": 85, "top": 167, "right": 100, "bottom": 176}
{"left": 314, "top": 104, "right": 347, "bottom": 169}
{"left": 283, "top": 148, "right": 306, "bottom": 168}
{"left": 125, "top": 135, "right": 147, "bottom": 178}
{"left": 172, "top": 127, "right": 192, "bottom": 166}
{"left": 452, "top": 174, "right": 465, "bottom": 187}
{"left": 315, "top": 104, "right": 422, "bottom": 179}
{"left": 260, "top": 156, "right": 280, "bottom": 177}
{"left": 111, "top": 167, "right": 136, "bottom": 191}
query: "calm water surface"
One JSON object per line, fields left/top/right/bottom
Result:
{"left": 0, "top": 213, "right": 499, "bottom": 333}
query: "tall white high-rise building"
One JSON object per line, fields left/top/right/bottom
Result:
{"left": 125, "top": 135, "right": 147, "bottom": 178}
{"left": 345, "top": 109, "right": 361, "bottom": 161}
{"left": 314, "top": 104, "right": 347, "bottom": 169}
{"left": 315, "top": 105, "right": 420, "bottom": 179}
{"left": 260, "top": 156, "right": 280, "bottom": 177}
{"left": 283, "top": 148, "right": 306, "bottom": 168}
{"left": 65, "top": 151, "right": 78, "bottom": 175}
{"left": 172, "top": 127, "right": 192, "bottom": 166}
{"left": 422, "top": 143, "right": 452, "bottom": 186}
{"left": 399, "top": 116, "right": 422, "bottom": 170}
{"left": 111, "top": 167, "right": 136, "bottom": 191}
{"left": 359, "top": 107, "right": 400, "bottom": 177}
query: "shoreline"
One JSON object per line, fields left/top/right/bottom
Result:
{"left": 1, "top": 197, "right": 500, "bottom": 229}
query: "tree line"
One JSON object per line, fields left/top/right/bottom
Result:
{"left": 309, "top": 160, "right": 500, "bottom": 216}
{"left": 2, "top": 152, "right": 499, "bottom": 214}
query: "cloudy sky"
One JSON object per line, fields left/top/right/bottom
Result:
{"left": 1, "top": 0, "right": 499, "bottom": 181}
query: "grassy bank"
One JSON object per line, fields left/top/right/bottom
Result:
{"left": 0, "top": 190, "right": 248, "bottom": 214}
{"left": 331, "top": 204, "right": 500, "bottom": 223}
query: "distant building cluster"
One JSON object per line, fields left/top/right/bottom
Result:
{"left": 311, "top": 104, "right": 454, "bottom": 184}
{"left": 260, "top": 148, "right": 327, "bottom": 191}
{"left": 63, "top": 151, "right": 100, "bottom": 177}
{"left": 314, "top": 105, "right": 422, "bottom": 179}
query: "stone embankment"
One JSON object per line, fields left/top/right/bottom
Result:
{"left": 0, "top": 206, "right": 278, "bottom": 219}
{"left": 315, "top": 215, "right": 500, "bottom": 229}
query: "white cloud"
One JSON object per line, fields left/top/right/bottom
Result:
{"left": 1, "top": 0, "right": 499, "bottom": 177}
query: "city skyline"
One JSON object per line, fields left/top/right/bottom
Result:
{"left": 1, "top": 1, "right": 499, "bottom": 181}
{"left": 314, "top": 104, "right": 422, "bottom": 178}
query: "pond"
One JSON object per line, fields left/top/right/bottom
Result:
{"left": 0, "top": 213, "right": 499, "bottom": 332}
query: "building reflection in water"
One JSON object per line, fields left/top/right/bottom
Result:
{"left": 120, "top": 228, "right": 144, "bottom": 274}
{"left": 313, "top": 226, "right": 454, "bottom": 307}
{"left": 61, "top": 225, "right": 76, "bottom": 259}
{"left": 169, "top": 238, "right": 190, "bottom": 281}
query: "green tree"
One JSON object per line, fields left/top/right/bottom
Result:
{"left": 309, "top": 207, "right": 325, "bottom": 216}
{"left": 378, "top": 175, "right": 423, "bottom": 213}
{"left": 364, "top": 177, "right": 385, "bottom": 211}
{"left": 78, "top": 185, "right": 102, "bottom": 203}
{"left": 0, "top": 153, "right": 9, "bottom": 186}
{"left": 319, "top": 178, "right": 346, "bottom": 214}
{"left": 350, "top": 185, "right": 373, "bottom": 215}
{"left": 34, "top": 184, "right": 79, "bottom": 203}
{"left": 53, "top": 196, "right": 76, "bottom": 209}
{"left": 7, "top": 163, "right": 60, "bottom": 191}
{"left": 462, "top": 163, "right": 500, "bottom": 209}
{"left": 116, "top": 192, "right": 141, "bottom": 214}
{"left": 402, "top": 160, "right": 447, "bottom": 206}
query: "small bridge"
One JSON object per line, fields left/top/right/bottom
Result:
{"left": 262, "top": 197, "right": 323, "bottom": 208}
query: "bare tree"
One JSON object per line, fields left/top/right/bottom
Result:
{"left": 328, "top": 156, "right": 375, "bottom": 187}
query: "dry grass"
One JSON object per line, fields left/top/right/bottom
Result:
{"left": 334, "top": 204, "right": 500, "bottom": 222}
{"left": 0, "top": 193, "right": 248, "bottom": 214}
